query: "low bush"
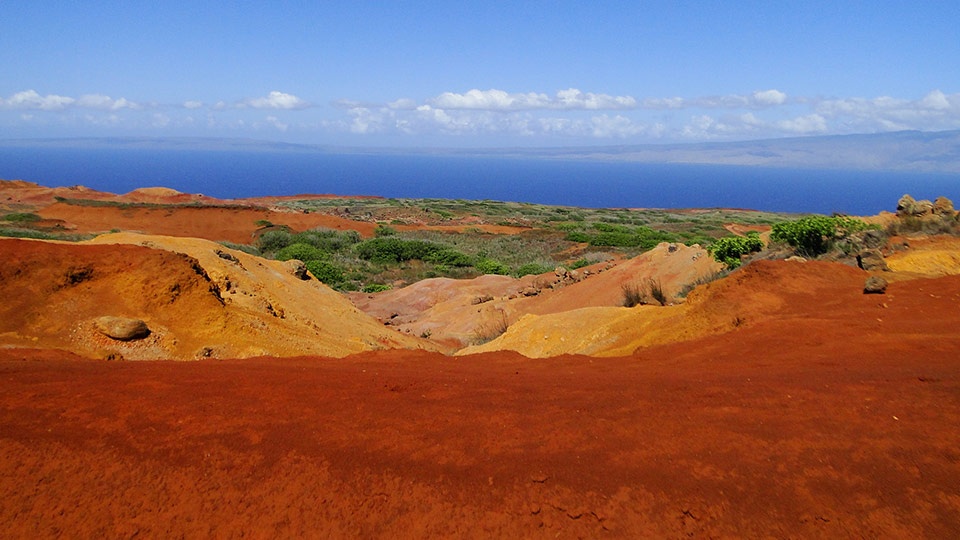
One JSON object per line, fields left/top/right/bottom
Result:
{"left": 771, "top": 215, "right": 874, "bottom": 257}
{"left": 257, "top": 229, "right": 293, "bottom": 254}
{"left": 515, "top": 262, "right": 552, "bottom": 277}
{"left": 305, "top": 259, "right": 345, "bottom": 285}
{"left": 474, "top": 258, "right": 510, "bottom": 275}
{"left": 622, "top": 278, "right": 667, "bottom": 307}
{"left": 3, "top": 212, "right": 41, "bottom": 223}
{"left": 361, "top": 283, "right": 391, "bottom": 293}
{"left": 708, "top": 232, "right": 764, "bottom": 268}
{"left": 276, "top": 243, "right": 326, "bottom": 262}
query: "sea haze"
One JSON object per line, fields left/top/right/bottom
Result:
{"left": 1, "top": 144, "right": 957, "bottom": 215}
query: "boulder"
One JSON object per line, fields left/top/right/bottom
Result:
{"left": 94, "top": 316, "right": 151, "bottom": 341}
{"left": 863, "top": 276, "right": 888, "bottom": 295}
{"left": 933, "top": 196, "right": 955, "bottom": 215}
{"left": 897, "top": 194, "right": 934, "bottom": 217}
{"left": 520, "top": 286, "right": 540, "bottom": 297}
{"left": 857, "top": 249, "right": 889, "bottom": 272}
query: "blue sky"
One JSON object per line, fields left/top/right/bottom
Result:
{"left": 2, "top": 1, "right": 959, "bottom": 146}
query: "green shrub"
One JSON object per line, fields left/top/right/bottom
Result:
{"left": 569, "top": 258, "right": 591, "bottom": 270}
{"left": 356, "top": 237, "right": 437, "bottom": 264}
{"left": 515, "top": 262, "right": 552, "bottom": 277}
{"left": 276, "top": 243, "right": 326, "bottom": 262}
{"left": 293, "top": 228, "right": 361, "bottom": 252}
{"left": 374, "top": 224, "right": 397, "bottom": 237}
{"left": 361, "top": 283, "right": 392, "bottom": 293}
{"left": 771, "top": 215, "right": 874, "bottom": 257}
{"left": 708, "top": 232, "right": 764, "bottom": 268}
{"left": 305, "top": 260, "right": 344, "bottom": 284}
{"left": 423, "top": 248, "right": 473, "bottom": 267}
{"left": 474, "top": 258, "right": 510, "bottom": 275}
{"left": 257, "top": 229, "right": 293, "bottom": 254}
{"left": 3, "top": 212, "right": 41, "bottom": 223}
{"left": 565, "top": 231, "right": 591, "bottom": 243}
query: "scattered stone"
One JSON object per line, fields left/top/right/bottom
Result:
{"left": 863, "top": 276, "right": 888, "bottom": 294}
{"left": 521, "top": 286, "right": 540, "bottom": 297}
{"left": 471, "top": 294, "right": 494, "bottom": 305}
{"left": 283, "top": 259, "right": 310, "bottom": 280}
{"left": 785, "top": 256, "right": 807, "bottom": 263}
{"left": 94, "top": 316, "right": 151, "bottom": 341}
{"left": 856, "top": 249, "right": 889, "bottom": 272}
{"left": 215, "top": 249, "right": 239, "bottom": 263}
{"left": 668, "top": 243, "right": 678, "bottom": 253}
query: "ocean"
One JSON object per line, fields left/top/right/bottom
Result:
{"left": 1, "top": 145, "right": 958, "bottom": 215}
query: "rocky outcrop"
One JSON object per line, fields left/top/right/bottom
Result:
{"left": 863, "top": 276, "right": 888, "bottom": 294}
{"left": 94, "top": 316, "right": 151, "bottom": 341}
{"left": 898, "top": 194, "right": 957, "bottom": 219}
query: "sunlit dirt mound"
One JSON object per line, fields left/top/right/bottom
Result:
{"left": 459, "top": 259, "right": 904, "bottom": 357}
{"left": 0, "top": 235, "right": 430, "bottom": 359}
{"left": 350, "top": 243, "right": 721, "bottom": 351}
{"left": 885, "top": 235, "right": 960, "bottom": 276}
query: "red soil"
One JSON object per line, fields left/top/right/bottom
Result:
{"left": 37, "top": 203, "right": 378, "bottom": 243}
{"left": 3, "top": 270, "right": 960, "bottom": 537}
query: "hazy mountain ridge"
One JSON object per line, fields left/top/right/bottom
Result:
{"left": 3, "top": 129, "right": 960, "bottom": 173}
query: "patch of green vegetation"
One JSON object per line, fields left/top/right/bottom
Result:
{"left": 708, "top": 232, "right": 764, "bottom": 269}
{"left": 261, "top": 197, "right": 799, "bottom": 290}
{"left": 361, "top": 283, "right": 392, "bottom": 293}
{"left": 770, "top": 215, "right": 876, "bottom": 257}
{"left": 2, "top": 212, "right": 42, "bottom": 223}
{"left": 0, "top": 228, "right": 92, "bottom": 241}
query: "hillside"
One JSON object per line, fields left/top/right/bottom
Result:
{"left": 0, "top": 234, "right": 432, "bottom": 359}
{"left": 1, "top": 180, "right": 959, "bottom": 536}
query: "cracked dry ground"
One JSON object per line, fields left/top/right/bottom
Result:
{"left": 2, "top": 327, "right": 959, "bottom": 538}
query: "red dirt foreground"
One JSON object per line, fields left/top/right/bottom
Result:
{"left": 3, "top": 292, "right": 960, "bottom": 538}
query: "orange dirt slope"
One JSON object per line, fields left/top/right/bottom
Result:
{"left": 460, "top": 258, "right": 959, "bottom": 357}
{"left": 0, "top": 235, "right": 431, "bottom": 359}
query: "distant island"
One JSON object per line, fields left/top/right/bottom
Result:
{"left": 3, "top": 129, "right": 960, "bottom": 173}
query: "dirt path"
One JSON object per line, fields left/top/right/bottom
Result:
{"left": 2, "top": 334, "right": 958, "bottom": 538}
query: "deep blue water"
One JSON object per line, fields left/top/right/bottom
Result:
{"left": 1, "top": 146, "right": 958, "bottom": 215}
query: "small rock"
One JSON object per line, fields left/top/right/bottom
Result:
{"left": 94, "top": 316, "right": 150, "bottom": 341}
{"left": 215, "top": 249, "right": 239, "bottom": 263}
{"left": 863, "top": 276, "right": 888, "bottom": 294}
{"left": 283, "top": 260, "right": 310, "bottom": 280}
{"left": 471, "top": 294, "right": 494, "bottom": 305}
{"left": 521, "top": 286, "right": 540, "bottom": 297}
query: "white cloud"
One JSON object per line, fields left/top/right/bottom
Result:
{"left": 3, "top": 90, "right": 75, "bottom": 110}
{"left": 694, "top": 90, "right": 788, "bottom": 109}
{"left": 75, "top": 94, "right": 140, "bottom": 110}
{"left": 244, "top": 91, "right": 309, "bottom": 110}
{"left": 429, "top": 88, "right": 636, "bottom": 111}
{"left": 590, "top": 115, "right": 644, "bottom": 138}
{"left": 753, "top": 89, "right": 787, "bottom": 105}
{"left": 776, "top": 114, "right": 827, "bottom": 134}
{"left": 183, "top": 100, "right": 203, "bottom": 109}
{"left": 387, "top": 98, "right": 418, "bottom": 110}
{"left": 263, "top": 115, "right": 288, "bottom": 131}
{"left": 642, "top": 96, "right": 685, "bottom": 109}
